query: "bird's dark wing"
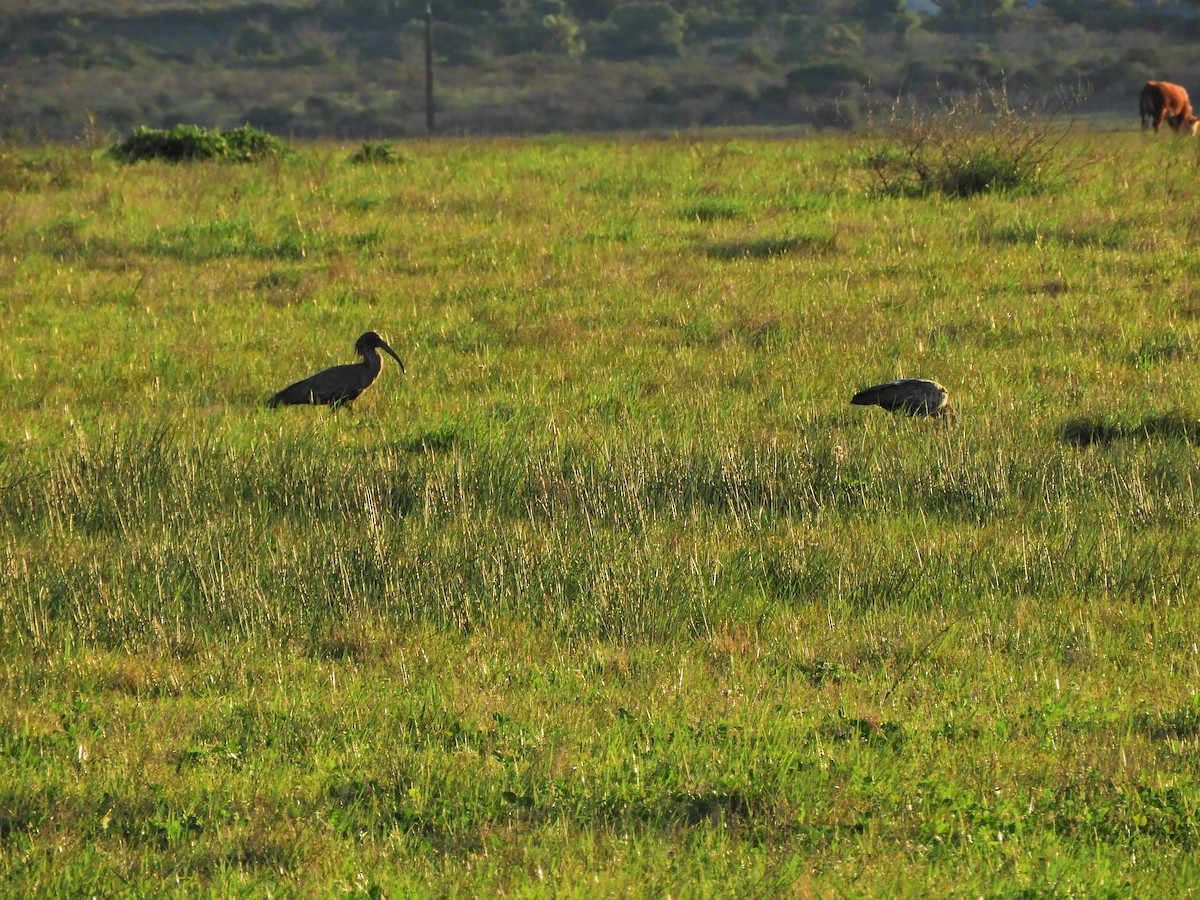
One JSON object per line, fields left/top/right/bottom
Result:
{"left": 851, "top": 379, "right": 948, "bottom": 415}
{"left": 268, "top": 377, "right": 322, "bottom": 407}
{"left": 268, "top": 363, "right": 366, "bottom": 407}
{"left": 851, "top": 381, "right": 908, "bottom": 410}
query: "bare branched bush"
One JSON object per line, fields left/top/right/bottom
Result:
{"left": 858, "top": 84, "right": 1085, "bottom": 198}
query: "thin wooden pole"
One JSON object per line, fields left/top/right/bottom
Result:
{"left": 424, "top": 4, "right": 434, "bottom": 134}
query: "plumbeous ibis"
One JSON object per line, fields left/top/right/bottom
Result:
{"left": 268, "top": 331, "right": 405, "bottom": 408}
{"left": 850, "top": 378, "right": 950, "bottom": 417}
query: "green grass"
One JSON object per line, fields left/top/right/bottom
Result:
{"left": 3, "top": 130, "right": 1200, "bottom": 893}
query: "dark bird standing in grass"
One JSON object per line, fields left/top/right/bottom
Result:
{"left": 850, "top": 378, "right": 950, "bottom": 417}
{"left": 268, "top": 331, "right": 405, "bottom": 409}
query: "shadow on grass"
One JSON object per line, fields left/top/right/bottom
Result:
{"left": 672, "top": 791, "right": 753, "bottom": 826}
{"left": 390, "top": 426, "right": 461, "bottom": 454}
{"left": 702, "top": 233, "right": 836, "bottom": 260}
{"left": 1059, "top": 411, "right": 1200, "bottom": 447}
{"left": 1134, "top": 704, "right": 1200, "bottom": 741}
{"left": 821, "top": 715, "right": 906, "bottom": 747}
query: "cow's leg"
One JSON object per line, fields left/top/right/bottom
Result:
{"left": 1174, "top": 104, "right": 1197, "bottom": 133}
{"left": 1141, "top": 95, "right": 1155, "bottom": 129}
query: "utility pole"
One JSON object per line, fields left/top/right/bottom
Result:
{"left": 425, "top": 4, "right": 434, "bottom": 134}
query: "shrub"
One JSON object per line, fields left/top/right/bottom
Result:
{"left": 498, "top": 0, "right": 586, "bottom": 57}
{"left": 29, "top": 32, "right": 77, "bottom": 56}
{"left": 241, "top": 104, "right": 297, "bottom": 134}
{"left": 595, "top": 2, "right": 686, "bottom": 59}
{"left": 857, "top": 84, "right": 1082, "bottom": 198}
{"left": 233, "top": 23, "right": 278, "bottom": 57}
{"left": 432, "top": 21, "right": 489, "bottom": 65}
{"left": 811, "top": 98, "right": 862, "bottom": 130}
{"left": 108, "top": 124, "right": 286, "bottom": 163}
{"left": 726, "top": 84, "right": 759, "bottom": 106}
{"left": 349, "top": 141, "right": 405, "bottom": 164}
{"left": 785, "top": 60, "right": 871, "bottom": 92}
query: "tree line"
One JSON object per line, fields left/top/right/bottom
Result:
{"left": 2, "top": 0, "right": 1198, "bottom": 139}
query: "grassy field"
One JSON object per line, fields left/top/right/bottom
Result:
{"left": 2, "top": 126, "right": 1200, "bottom": 894}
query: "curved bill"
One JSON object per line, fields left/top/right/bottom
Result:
{"left": 380, "top": 339, "right": 405, "bottom": 374}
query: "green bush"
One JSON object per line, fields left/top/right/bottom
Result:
{"left": 241, "top": 105, "right": 297, "bottom": 134}
{"left": 811, "top": 98, "right": 862, "bottom": 130}
{"left": 108, "top": 124, "right": 286, "bottom": 163}
{"left": 498, "top": 0, "right": 586, "bottom": 57}
{"left": 233, "top": 22, "right": 278, "bottom": 57}
{"left": 785, "top": 60, "right": 871, "bottom": 91}
{"left": 857, "top": 85, "right": 1080, "bottom": 198}
{"left": 595, "top": 2, "right": 685, "bottom": 59}
{"left": 349, "top": 141, "right": 405, "bottom": 164}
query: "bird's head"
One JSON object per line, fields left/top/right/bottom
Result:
{"left": 926, "top": 401, "right": 958, "bottom": 424}
{"left": 356, "top": 331, "right": 405, "bottom": 373}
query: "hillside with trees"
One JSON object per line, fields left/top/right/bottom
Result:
{"left": 2, "top": 0, "right": 1200, "bottom": 140}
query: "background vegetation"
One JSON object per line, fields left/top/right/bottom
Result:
{"left": 5, "top": 0, "right": 1200, "bottom": 139}
{"left": 2, "top": 124, "right": 1200, "bottom": 892}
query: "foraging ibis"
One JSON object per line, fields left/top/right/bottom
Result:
{"left": 268, "top": 331, "right": 405, "bottom": 408}
{"left": 850, "top": 378, "right": 950, "bottom": 417}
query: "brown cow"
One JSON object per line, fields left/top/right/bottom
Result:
{"left": 1140, "top": 80, "right": 1200, "bottom": 135}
